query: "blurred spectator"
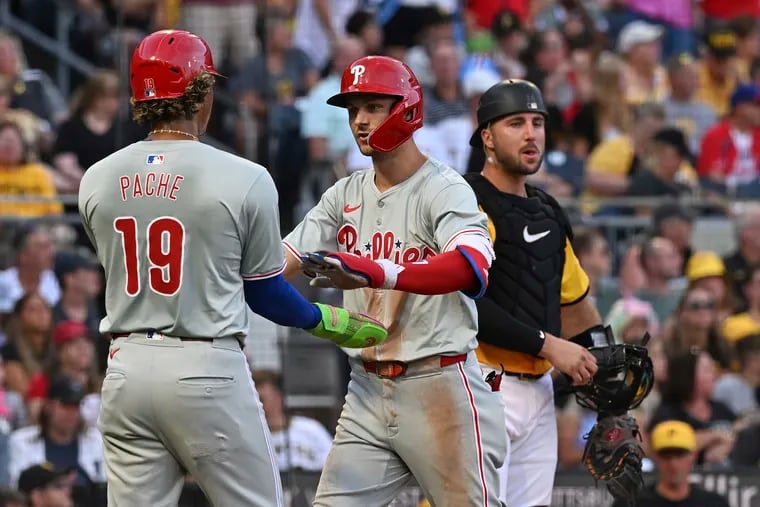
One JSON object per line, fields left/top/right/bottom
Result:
{"left": 382, "top": 1, "right": 457, "bottom": 63}
{"left": 0, "top": 359, "right": 30, "bottom": 431}
{"left": 663, "top": 53, "right": 717, "bottom": 156}
{"left": 729, "top": 15, "right": 760, "bottom": 83}
{"left": 617, "top": 20, "right": 668, "bottom": 105}
{"left": 632, "top": 236, "right": 685, "bottom": 321}
{"left": 698, "top": 84, "right": 760, "bottom": 195}
{"left": 571, "top": 52, "right": 631, "bottom": 156}
{"left": 722, "top": 265, "right": 760, "bottom": 344}
{"left": 26, "top": 321, "right": 99, "bottom": 426}
{"left": 624, "top": 0, "right": 695, "bottom": 59}
{"left": 180, "top": 0, "right": 258, "bottom": 74}
{"left": 297, "top": 36, "right": 365, "bottom": 218}
{"left": 627, "top": 127, "right": 697, "bottom": 202}
{"left": 489, "top": 9, "right": 526, "bottom": 79}
{"left": 713, "top": 335, "right": 760, "bottom": 416}
{"left": 571, "top": 227, "right": 612, "bottom": 301}
{"left": 649, "top": 350, "right": 737, "bottom": 467}
{"left": 662, "top": 286, "right": 734, "bottom": 370}
{"left": 684, "top": 251, "right": 736, "bottom": 321}
{"left": 422, "top": 40, "right": 468, "bottom": 126}
{"left": 0, "top": 31, "right": 66, "bottom": 130}
{"left": 0, "top": 487, "right": 25, "bottom": 507}
{"left": 8, "top": 376, "right": 105, "bottom": 488}
{"left": 697, "top": 26, "right": 739, "bottom": 116}
{"left": 1, "top": 294, "right": 54, "bottom": 396}
{"left": 235, "top": 12, "right": 318, "bottom": 233}
{"left": 652, "top": 203, "right": 694, "bottom": 274}
{"left": 17, "top": 462, "right": 74, "bottom": 507}
{"left": 252, "top": 370, "right": 332, "bottom": 472}
{"left": 0, "top": 121, "right": 62, "bottom": 218}
{"left": 583, "top": 102, "right": 665, "bottom": 208}
{"left": 292, "top": 0, "right": 360, "bottom": 73}
{"left": 604, "top": 296, "right": 660, "bottom": 344}
{"left": 723, "top": 203, "right": 760, "bottom": 311}
{"left": 0, "top": 76, "right": 49, "bottom": 158}
{"left": 614, "top": 420, "right": 730, "bottom": 507}
{"left": 404, "top": 9, "right": 459, "bottom": 89}
{"left": 523, "top": 29, "right": 574, "bottom": 111}
{"left": 345, "top": 10, "right": 383, "bottom": 56}
{"left": 0, "top": 225, "right": 59, "bottom": 315}
{"left": 51, "top": 251, "right": 102, "bottom": 341}
{"left": 51, "top": 70, "right": 145, "bottom": 197}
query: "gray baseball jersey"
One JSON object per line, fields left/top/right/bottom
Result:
{"left": 284, "top": 157, "right": 488, "bottom": 362}
{"left": 79, "top": 140, "right": 286, "bottom": 338}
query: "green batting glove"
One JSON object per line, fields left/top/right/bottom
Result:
{"left": 308, "top": 303, "right": 388, "bottom": 348}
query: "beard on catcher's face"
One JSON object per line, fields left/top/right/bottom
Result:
{"left": 491, "top": 139, "right": 544, "bottom": 176}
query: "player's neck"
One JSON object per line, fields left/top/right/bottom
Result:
{"left": 656, "top": 480, "right": 690, "bottom": 501}
{"left": 481, "top": 161, "right": 527, "bottom": 197}
{"left": 149, "top": 121, "right": 200, "bottom": 141}
{"left": 372, "top": 142, "right": 427, "bottom": 192}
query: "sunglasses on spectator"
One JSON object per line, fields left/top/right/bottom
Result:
{"left": 685, "top": 299, "right": 716, "bottom": 310}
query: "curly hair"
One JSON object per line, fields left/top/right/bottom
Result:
{"left": 132, "top": 72, "right": 215, "bottom": 124}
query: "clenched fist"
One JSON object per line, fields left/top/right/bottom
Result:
{"left": 539, "top": 333, "right": 598, "bottom": 385}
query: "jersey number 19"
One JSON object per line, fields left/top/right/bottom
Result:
{"left": 114, "top": 216, "right": 185, "bottom": 297}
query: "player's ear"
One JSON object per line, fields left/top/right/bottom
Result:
{"left": 482, "top": 127, "right": 494, "bottom": 151}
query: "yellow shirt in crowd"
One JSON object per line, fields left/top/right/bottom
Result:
{"left": 0, "top": 163, "right": 63, "bottom": 217}
{"left": 696, "top": 61, "right": 736, "bottom": 117}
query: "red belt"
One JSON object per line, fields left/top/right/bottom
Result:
{"left": 362, "top": 354, "right": 467, "bottom": 379}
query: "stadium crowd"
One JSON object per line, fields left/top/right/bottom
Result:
{"left": 0, "top": 0, "right": 759, "bottom": 505}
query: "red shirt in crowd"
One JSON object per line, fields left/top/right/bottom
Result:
{"left": 698, "top": 0, "right": 760, "bottom": 20}
{"left": 467, "top": 0, "right": 528, "bottom": 29}
{"left": 697, "top": 119, "right": 760, "bottom": 182}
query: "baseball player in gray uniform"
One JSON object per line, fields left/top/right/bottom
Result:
{"left": 78, "top": 30, "right": 386, "bottom": 507}
{"left": 282, "top": 56, "right": 507, "bottom": 507}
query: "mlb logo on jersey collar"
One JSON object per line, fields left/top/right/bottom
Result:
{"left": 146, "top": 154, "right": 164, "bottom": 165}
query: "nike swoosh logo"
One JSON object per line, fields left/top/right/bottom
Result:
{"left": 344, "top": 204, "right": 361, "bottom": 213}
{"left": 538, "top": 330, "right": 545, "bottom": 340}
{"left": 109, "top": 347, "right": 120, "bottom": 359}
{"left": 523, "top": 226, "right": 550, "bottom": 243}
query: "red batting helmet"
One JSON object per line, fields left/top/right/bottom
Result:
{"left": 327, "top": 56, "right": 423, "bottom": 152}
{"left": 130, "top": 30, "right": 222, "bottom": 103}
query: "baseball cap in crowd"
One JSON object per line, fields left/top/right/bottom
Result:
{"left": 52, "top": 320, "right": 89, "bottom": 347}
{"left": 652, "top": 202, "right": 694, "bottom": 230}
{"left": 617, "top": 20, "right": 663, "bottom": 53}
{"left": 705, "top": 26, "right": 737, "bottom": 58}
{"left": 651, "top": 420, "right": 697, "bottom": 453}
{"left": 491, "top": 9, "right": 522, "bottom": 39}
{"left": 731, "top": 83, "right": 760, "bottom": 109}
{"left": 462, "top": 68, "right": 503, "bottom": 99}
{"left": 18, "top": 462, "right": 74, "bottom": 495}
{"left": 54, "top": 250, "right": 98, "bottom": 280}
{"left": 652, "top": 127, "right": 691, "bottom": 159}
{"left": 685, "top": 251, "right": 726, "bottom": 282}
{"left": 47, "top": 376, "right": 85, "bottom": 405}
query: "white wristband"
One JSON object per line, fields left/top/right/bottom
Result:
{"left": 376, "top": 259, "right": 401, "bottom": 290}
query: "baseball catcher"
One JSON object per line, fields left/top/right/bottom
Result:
{"left": 563, "top": 325, "right": 655, "bottom": 506}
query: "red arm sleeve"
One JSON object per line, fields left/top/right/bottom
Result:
{"left": 393, "top": 246, "right": 490, "bottom": 298}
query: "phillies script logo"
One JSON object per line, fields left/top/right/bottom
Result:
{"left": 338, "top": 225, "right": 435, "bottom": 263}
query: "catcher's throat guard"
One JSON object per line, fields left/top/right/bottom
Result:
{"left": 572, "top": 326, "right": 655, "bottom": 416}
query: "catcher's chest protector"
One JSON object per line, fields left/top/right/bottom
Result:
{"left": 465, "top": 174, "right": 568, "bottom": 339}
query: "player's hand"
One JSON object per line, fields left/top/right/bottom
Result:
{"left": 539, "top": 333, "right": 598, "bottom": 386}
{"left": 300, "top": 252, "right": 388, "bottom": 290}
{"left": 308, "top": 303, "right": 388, "bottom": 348}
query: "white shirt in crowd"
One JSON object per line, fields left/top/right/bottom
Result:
{"left": 269, "top": 416, "right": 334, "bottom": 472}
{"left": 0, "top": 267, "right": 60, "bottom": 313}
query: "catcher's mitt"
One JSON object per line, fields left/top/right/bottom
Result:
{"left": 582, "top": 413, "right": 645, "bottom": 506}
